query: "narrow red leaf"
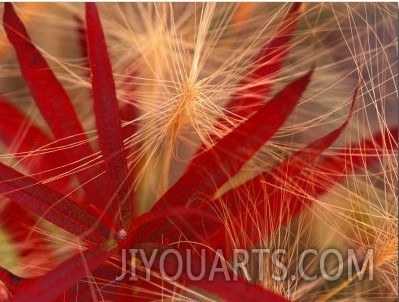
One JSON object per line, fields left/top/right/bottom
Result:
{"left": 0, "top": 163, "right": 111, "bottom": 244}
{"left": 135, "top": 70, "right": 312, "bottom": 244}
{"left": 144, "top": 89, "right": 357, "bottom": 248}
{"left": 156, "top": 70, "right": 312, "bottom": 210}
{"left": 205, "top": 92, "right": 358, "bottom": 249}
{"left": 3, "top": 3, "right": 112, "bottom": 218}
{"left": 85, "top": 3, "right": 133, "bottom": 230}
{"left": 209, "top": 127, "right": 398, "bottom": 252}
{"left": 13, "top": 243, "right": 118, "bottom": 302}
{"left": 75, "top": 8, "right": 138, "bottom": 172}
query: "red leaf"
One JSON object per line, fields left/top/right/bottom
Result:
{"left": 210, "top": 127, "right": 398, "bottom": 252}
{"left": 206, "top": 91, "right": 359, "bottom": 250}
{"left": 3, "top": 3, "right": 113, "bottom": 219}
{"left": 0, "top": 163, "right": 111, "bottom": 244}
{"left": 144, "top": 88, "right": 357, "bottom": 248}
{"left": 135, "top": 70, "right": 313, "bottom": 244}
{"left": 13, "top": 243, "right": 118, "bottom": 302}
{"left": 157, "top": 69, "right": 312, "bottom": 209}
{"left": 86, "top": 3, "right": 133, "bottom": 230}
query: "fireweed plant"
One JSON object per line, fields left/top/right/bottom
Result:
{"left": 0, "top": 2, "right": 397, "bottom": 301}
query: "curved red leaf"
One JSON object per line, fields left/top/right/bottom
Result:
{"left": 86, "top": 3, "right": 133, "bottom": 230}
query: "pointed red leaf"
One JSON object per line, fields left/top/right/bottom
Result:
{"left": 209, "top": 127, "right": 398, "bottom": 252}
{"left": 13, "top": 243, "right": 118, "bottom": 302}
{"left": 0, "top": 163, "right": 111, "bottom": 244}
{"left": 135, "top": 70, "right": 312, "bottom": 244}
{"left": 144, "top": 89, "right": 357, "bottom": 248}
{"left": 206, "top": 92, "right": 359, "bottom": 249}
{"left": 156, "top": 70, "right": 312, "bottom": 210}
{"left": 3, "top": 3, "right": 113, "bottom": 217}
{"left": 85, "top": 3, "right": 133, "bottom": 229}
